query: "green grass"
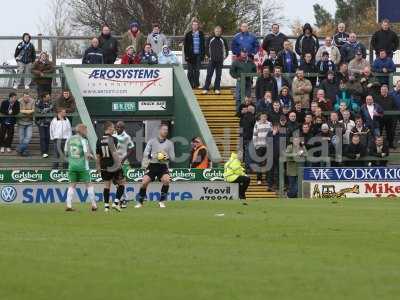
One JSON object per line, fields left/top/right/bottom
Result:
{"left": 1, "top": 199, "right": 400, "bottom": 300}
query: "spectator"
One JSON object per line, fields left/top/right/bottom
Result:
{"left": 351, "top": 116, "right": 371, "bottom": 148}
{"left": 340, "top": 33, "right": 367, "bottom": 63}
{"left": 340, "top": 110, "right": 355, "bottom": 149}
{"left": 239, "top": 97, "right": 256, "bottom": 170}
{"left": 13, "top": 33, "right": 36, "bottom": 90}
{"left": 320, "top": 71, "right": 339, "bottom": 107}
{"left": 285, "top": 135, "right": 306, "bottom": 198}
{"left": 17, "top": 93, "right": 35, "bottom": 156}
{"left": 50, "top": 108, "right": 72, "bottom": 169}
{"left": 360, "top": 95, "right": 383, "bottom": 137}
{"left": 300, "top": 123, "right": 314, "bottom": 150}
{"left": 230, "top": 49, "right": 257, "bottom": 111}
{"left": 333, "top": 23, "right": 349, "bottom": 50}
{"left": 31, "top": 52, "right": 54, "bottom": 97}
{"left": 253, "top": 112, "right": 271, "bottom": 185}
{"left": 82, "top": 38, "right": 104, "bottom": 65}
{"left": 184, "top": 19, "right": 205, "bottom": 89}
{"left": 0, "top": 92, "right": 20, "bottom": 153}
{"left": 273, "top": 66, "right": 290, "bottom": 93}
{"left": 140, "top": 43, "right": 158, "bottom": 65}
{"left": 202, "top": 26, "right": 228, "bottom": 95}
{"left": 336, "top": 62, "right": 349, "bottom": 83}
{"left": 315, "top": 89, "right": 332, "bottom": 111}
{"left": 287, "top": 111, "right": 299, "bottom": 137}
{"left": 360, "top": 66, "right": 381, "bottom": 99}
{"left": 346, "top": 74, "right": 364, "bottom": 105}
{"left": 121, "top": 21, "right": 146, "bottom": 54}
{"left": 266, "top": 123, "right": 284, "bottom": 191}
{"left": 376, "top": 85, "right": 396, "bottom": 148}
{"left": 372, "top": 49, "right": 396, "bottom": 85}
{"left": 327, "top": 111, "right": 344, "bottom": 134}
{"left": 189, "top": 137, "right": 209, "bottom": 169}
{"left": 369, "top": 136, "right": 389, "bottom": 166}
{"left": 254, "top": 46, "right": 267, "bottom": 73}
{"left": 334, "top": 81, "right": 360, "bottom": 113}
{"left": 262, "top": 49, "right": 279, "bottom": 73}
{"left": 295, "top": 23, "right": 319, "bottom": 59}
{"left": 345, "top": 134, "right": 367, "bottom": 166}
{"left": 390, "top": 80, "right": 400, "bottom": 110}
{"left": 98, "top": 25, "right": 119, "bottom": 64}
{"left": 348, "top": 50, "right": 370, "bottom": 77}
{"left": 55, "top": 90, "right": 76, "bottom": 114}
{"left": 35, "top": 93, "right": 53, "bottom": 158}
{"left": 255, "top": 67, "right": 278, "bottom": 102}
{"left": 294, "top": 101, "right": 305, "bottom": 123}
{"left": 223, "top": 152, "right": 250, "bottom": 202}
{"left": 279, "top": 86, "right": 293, "bottom": 109}
{"left": 292, "top": 69, "right": 313, "bottom": 109}
{"left": 268, "top": 101, "right": 282, "bottom": 124}
{"left": 371, "top": 19, "right": 399, "bottom": 57}
{"left": 146, "top": 23, "right": 168, "bottom": 55}
{"left": 158, "top": 45, "right": 178, "bottom": 65}
{"left": 256, "top": 91, "right": 273, "bottom": 113}
{"left": 231, "top": 22, "right": 259, "bottom": 56}
{"left": 262, "top": 23, "right": 287, "bottom": 54}
{"left": 316, "top": 36, "right": 341, "bottom": 65}
{"left": 317, "top": 123, "right": 334, "bottom": 157}
{"left": 121, "top": 46, "right": 140, "bottom": 65}
{"left": 277, "top": 40, "right": 298, "bottom": 74}
{"left": 316, "top": 51, "right": 336, "bottom": 80}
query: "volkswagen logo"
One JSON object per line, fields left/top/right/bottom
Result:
{"left": 0, "top": 186, "right": 17, "bottom": 203}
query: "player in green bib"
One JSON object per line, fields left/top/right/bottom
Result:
{"left": 64, "top": 124, "right": 97, "bottom": 211}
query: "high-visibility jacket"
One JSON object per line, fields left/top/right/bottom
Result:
{"left": 191, "top": 145, "right": 209, "bottom": 169}
{"left": 223, "top": 152, "right": 245, "bottom": 183}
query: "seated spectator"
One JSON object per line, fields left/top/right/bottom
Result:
{"left": 282, "top": 105, "right": 291, "bottom": 117}
{"left": 372, "top": 49, "right": 396, "bottom": 85}
{"left": 313, "top": 116, "right": 324, "bottom": 135}
{"left": 279, "top": 115, "right": 288, "bottom": 132}
{"left": 262, "top": 49, "right": 279, "bottom": 73}
{"left": 360, "top": 66, "right": 381, "bottom": 99}
{"left": 336, "top": 62, "right": 349, "bottom": 83}
{"left": 121, "top": 46, "right": 140, "bottom": 65}
{"left": 55, "top": 90, "right": 76, "bottom": 114}
{"left": 348, "top": 50, "right": 370, "bottom": 77}
{"left": 360, "top": 95, "right": 383, "bottom": 137}
{"left": 316, "top": 51, "right": 336, "bottom": 80}
{"left": 253, "top": 112, "right": 271, "bottom": 184}
{"left": 369, "top": 135, "right": 389, "bottom": 166}
{"left": 315, "top": 89, "right": 332, "bottom": 111}
{"left": 337, "top": 101, "right": 351, "bottom": 120}
{"left": 50, "top": 109, "right": 72, "bottom": 169}
{"left": 304, "top": 113, "right": 314, "bottom": 128}
{"left": 231, "top": 22, "right": 259, "bottom": 56}
{"left": 320, "top": 71, "right": 339, "bottom": 107}
{"left": 314, "top": 106, "right": 324, "bottom": 121}
{"left": 294, "top": 101, "right": 305, "bottom": 124}
{"left": 318, "top": 123, "right": 335, "bottom": 156}
{"left": 345, "top": 134, "right": 367, "bottom": 166}
{"left": 327, "top": 111, "right": 344, "bottom": 135}
{"left": 333, "top": 23, "right": 349, "bottom": 51}
{"left": 140, "top": 43, "right": 158, "bottom": 64}
{"left": 279, "top": 86, "right": 293, "bottom": 109}
{"left": 389, "top": 80, "right": 400, "bottom": 110}
{"left": 121, "top": 21, "right": 146, "bottom": 54}
{"left": 268, "top": 101, "right": 282, "bottom": 124}
{"left": 17, "top": 93, "right": 35, "bottom": 156}
{"left": 266, "top": 123, "right": 284, "bottom": 191}
{"left": 32, "top": 52, "right": 54, "bottom": 97}
{"left": 147, "top": 23, "right": 168, "bottom": 55}
{"left": 376, "top": 85, "right": 396, "bottom": 149}
{"left": 158, "top": 45, "right": 178, "bottom": 65}
{"left": 316, "top": 36, "right": 341, "bottom": 65}
{"left": 340, "top": 32, "right": 367, "bottom": 63}
{"left": 300, "top": 123, "right": 314, "bottom": 150}
{"left": 82, "top": 38, "right": 104, "bottom": 64}
{"left": 256, "top": 91, "right": 273, "bottom": 113}
{"left": 190, "top": 137, "right": 209, "bottom": 169}
{"left": 340, "top": 110, "right": 355, "bottom": 150}
{"left": 295, "top": 23, "right": 319, "bottom": 60}
{"left": 285, "top": 135, "right": 307, "bottom": 198}
{"left": 262, "top": 23, "right": 287, "bottom": 54}
{"left": 299, "top": 53, "right": 317, "bottom": 87}
{"left": 239, "top": 97, "right": 256, "bottom": 170}
{"left": 287, "top": 112, "right": 299, "bottom": 137}
{"left": 14, "top": 32, "right": 36, "bottom": 90}
{"left": 98, "top": 25, "right": 119, "bottom": 64}
{"left": 0, "top": 92, "right": 20, "bottom": 153}
{"left": 255, "top": 67, "right": 278, "bottom": 102}
{"left": 351, "top": 116, "right": 371, "bottom": 148}
{"left": 292, "top": 69, "right": 312, "bottom": 109}
{"left": 277, "top": 40, "right": 298, "bottom": 74}
{"left": 371, "top": 19, "right": 399, "bottom": 57}
{"left": 273, "top": 66, "right": 290, "bottom": 93}
{"left": 334, "top": 81, "right": 360, "bottom": 113}
{"left": 35, "top": 93, "right": 53, "bottom": 158}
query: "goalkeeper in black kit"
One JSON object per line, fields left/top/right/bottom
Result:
{"left": 135, "top": 123, "right": 175, "bottom": 208}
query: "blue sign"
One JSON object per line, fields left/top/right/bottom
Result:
{"left": 0, "top": 186, "right": 17, "bottom": 203}
{"left": 304, "top": 167, "right": 400, "bottom": 181}
{"left": 377, "top": 0, "right": 400, "bottom": 22}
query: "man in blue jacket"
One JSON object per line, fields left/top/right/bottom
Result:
{"left": 372, "top": 50, "right": 396, "bottom": 85}
{"left": 231, "top": 23, "right": 259, "bottom": 57}
{"left": 82, "top": 38, "right": 104, "bottom": 64}
{"left": 389, "top": 80, "right": 400, "bottom": 110}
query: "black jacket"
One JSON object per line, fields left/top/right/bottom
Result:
{"left": 205, "top": 35, "right": 228, "bottom": 63}
{"left": 14, "top": 33, "right": 36, "bottom": 64}
{"left": 371, "top": 29, "right": 399, "bottom": 54}
{"left": 239, "top": 104, "right": 256, "bottom": 141}
{"left": 255, "top": 76, "right": 278, "bottom": 101}
{"left": 262, "top": 32, "right": 287, "bottom": 53}
{"left": 333, "top": 32, "right": 349, "bottom": 49}
{"left": 295, "top": 23, "right": 319, "bottom": 57}
{"left": 82, "top": 47, "right": 104, "bottom": 64}
{"left": 340, "top": 42, "right": 367, "bottom": 63}
{"left": 184, "top": 31, "right": 205, "bottom": 63}
{"left": 345, "top": 142, "right": 367, "bottom": 159}
{"left": 276, "top": 50, "right": 298, "bottom": 73}
{"left": 98, "top": 34, "right": 119, "bottom": 64}
{"left": 262, "top": 58, "right": 279, "bottom": 73}
{"left": 0, "top": 100, "right": 20, "bottom": 125}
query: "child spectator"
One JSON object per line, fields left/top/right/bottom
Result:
{"left": 158, "top": 45, "right": 178, "bottom": 65}
{"left": 121, "top": 46, "right": 140, "bottom": 65}
{"left": 140, "top": 43, "right": 158, "bottom": 64}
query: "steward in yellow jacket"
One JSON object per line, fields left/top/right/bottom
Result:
{"left": 224, "top": 152, "right": 250, "bottom": 200}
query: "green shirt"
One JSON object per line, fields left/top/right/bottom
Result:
{"left": 65, "top": 135, "right": 90, "bottom": 172}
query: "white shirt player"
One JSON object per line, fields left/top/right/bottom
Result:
{"left": 113, "top": 131, "right": 134, "bottom": 162}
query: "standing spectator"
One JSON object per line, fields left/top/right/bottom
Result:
{"left": 253, "top": 113, "right": 271, "bottom": 185}
{"left": 316, "top": 36, "right": 341, "bottom": 65}
{"left": 376, "top": 85, "right": 396, "bottom": 148}
{"left": 372, "top": 50, "right": 396, "bottom": 85}
{"left": 230, "top": 49, "right": 257, "bottom": 111}
{"left": 292, "top": 69, "right": 312, "bottom": 109}
{"left": 0, "top": 92, "right": 20, "bottom": 153}
{"left": 35, "top": 93, "right": 53, "bottom": 158}
{"left": 294, "top": 101, "right": 305, "bottom": 124}
{"left": 239, "top": 98, "right": 256, "bottom": 170}
{"left": 147, "top": 23, "right": 168, "bottom": 55}
{"left": 340, "top": 110, "right": 355, "bottom": 149}
{"left": 369, "top": 136, "right": 389, "bottom": 166}
{"left": 262, "top": 23, "right": 287, "bottom": 54}
{"left": 295, "top": 23, "right": 319, "bottom": 59}
{"left": 371, "top": 19, "right": 399, "bottom": 57}
{"left": 360, "top": 66, "right": 381, "bottom": 99}
{"left": 14, "top": 33, "right": 36, "bottom": 90}
{"left": 140, "top": 43, "right": 158, "bottom": 65}
{"left": 316, "top": 51, "right": 336, "bottom": 80}
{"left": 55, "top": 90, "right": 76, "bottom": 114}
{"left": 360, "top": 95, "right": 383, "bottom": 137}
{"left": 121, "top": 21, "right": 146, "bottom": 54}
{"left": 50, "top": 109, "right": 72, "bottom": 169}
{"left": 320, "top": 71, "right": 339, "bottom": 107}
{"left": 390, "top": 80, "right": 400, "bottom": 110}
{"left": 351, "top": 116, "right": 371, "bottom": 148}
{"left": 348, "top": 50, "right": 370, "bottom": 77}
{"left": 346, "top": 74, "right": 364, "bottom": 105}
{"left": 121, "top": 46, "right": 140, "bottom": 65}
{"left": 340, "top": 33, "right": 367, "bottom": 63}
{"left": 231, "top": 23, "right": 259, "bottom": 57}
{"left": 98, "top": 25, "right": 119, "bottom": 64}
{"left": 184, "top": 19, "right": 205, "bottom": 89}
{"left": 345, "top": 134, "right": 367, "bottom": 166}
{"left": 268, "top": 101, "right": 282, "bottom": 124}
{"left": 262, "top": 49, "right": 279, "bottom": 73}
{"left": 266, "top": 123, "right": 283, "bottom": 191}
{"left": 255, "top": 67, "right": 278, "bottom": 102}
{"left": 202, "top": 26, "right": 228, "bottom": 95}
{"left": 277, "top": 40, "right": 298, "bottom": 74}
{"left": 82, "top": 38, "right": 104, "bottom": 65}
{"left": 17, "top": 93, "right": 35, "bottom": 156}
{"left": 273, "top": 66, "right": 290, "bottom": 93}
{"left": 333, "top": 23, "right": 349, "bottom": 50}
{"left": 299, "top": 53, "right": 318, "bottom": 88}
{"left": 158, "top": 45, "right": 178, "bottom": 65}
{"left": 190, "top": 137, "right": 209, "bottom": 169}
{"left": 287, "top": 111, "right": 300, "bottom": 137}
{"left": 31, "top": 52, "right": 54, "bottom": 97}
{"left": 285, "top": 136, "right": 306, "bottom": 198}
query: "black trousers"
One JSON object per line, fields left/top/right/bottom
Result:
{"left": 187, "top": 55, "right": 201, "bottom": 88}
{"left": 0, "top": 124, "right": 15, "bottom": 148}
{"left": 203, "top": 60, "right": 223, "bottom": 90}
{"left": 380, "top": 116, "right": 395, "bottom": 147}
{"left": 255, "top": 147, "right": 267, "bottom": 181}
{"left": 233, "top": 175, "right": 251, "bottom": 200}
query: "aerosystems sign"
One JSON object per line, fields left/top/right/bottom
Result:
{"left": 73, "top": 67, "right": 173, "bottom": 97}
{"left": 0, "top": 183, "right": 238, "bottom": 204}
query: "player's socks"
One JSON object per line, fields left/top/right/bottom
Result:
{"left": 138, "top": 187, "right": 147, "bottom": 204}
{"left": 160, "top": 185, "right": 169, "bottom": 202}
{"left": 115, "top": 185, "right": 125, "bottom": 205}
{"left": 88, "top": 186, "right": 97, "bottom": 209}
{"left": 104, "top": 188, "right": 110, "bottom": 209}
{"left": 66, "top": 187, "right": 74, "bottom": 209}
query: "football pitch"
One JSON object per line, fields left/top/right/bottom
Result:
{"left": 1, "top": 199, "right": 400, "bottom": 300}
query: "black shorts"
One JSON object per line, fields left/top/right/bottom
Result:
{"left": 101, "top": 168, "right": 125, "bottom": 183}
{"left": 145, "top": 163, "right": 170, "bottom": 182}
